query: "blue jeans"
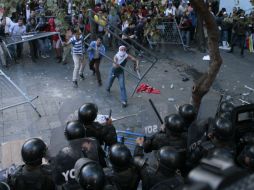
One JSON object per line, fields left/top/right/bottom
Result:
{"left": 107, "top": 67, "right": 127, "bottom": 102}
{"left": 220, "top": 30, "right": 228, "bottom": 43}
{"left": 181, "top": 30, "right": 190, "bottom": 46}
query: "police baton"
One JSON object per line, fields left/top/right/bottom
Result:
{"left": 148, "top": 99, "right": 164, "bottom": 124}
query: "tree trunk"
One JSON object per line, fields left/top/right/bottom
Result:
{"left": 190, "top": 0, "right": 223, "bottom": 112}
{"left": 195, "top": 12, "right": 206, "bottom": 53}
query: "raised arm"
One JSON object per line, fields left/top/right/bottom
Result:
{"left": 128, "top": 54, "right": 139, "bottom": 69}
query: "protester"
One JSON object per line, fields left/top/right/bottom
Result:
{"left": 87, "top": 36, "right": 106, "bottom": 86}
{"left": 9, "top": 17, "right": 26, "bottom": 59}
{"left": 26, "top": 17, "right": 38, "bottom": 62}
{"left": 65, "top": 28, "right": 86, "bottom": 88}
{"left": 106, "top": 45, "right": 139, "bottom": 107}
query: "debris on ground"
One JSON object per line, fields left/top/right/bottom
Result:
{"left": 168, "top": 98, "right": 175, "bottom": 102}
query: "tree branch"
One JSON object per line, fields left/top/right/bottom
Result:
{"left": 190, "top": 0, "right": 223, "bottom": 111}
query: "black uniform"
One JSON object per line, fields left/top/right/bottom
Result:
{"left": 143, "top": 114, "right": 187, "bottom": 153}
{"left": 105, "top": 143, "right": 140, "bottom": 190}
{"left": 84, "top": 122, "right": 117, "bottom": 147}
{"left": 74, "top": 158, "right": 119, "bottom": 190}
{"left": 52, "top": 139, "right": 84, "bottom": 190}
{"left": 8, "top": 138, "right": 56, "bottom": 190}
{"left": 143, "top": 131, "right": 187, "bottom": 153}
{"left": 104, "top": 166, "right": 140, "bottom": 190}
{"left": 8, "top": 164, "right": 55, "bottom": 190}
{"left": 67, "top": 103, "right": 117, "bottom": 147}
{"left": 188, "top": 117, "right": 236, "bottom": 166}
{"left": 134, "top": 146, "right": 184, "bottom": 190}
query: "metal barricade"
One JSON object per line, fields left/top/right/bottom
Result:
{"left": 0, "top": 69, "right": 41, "bottom": 117}
{"left": 146, "top": 18, "right": 185, "bottom": 50}
{"left": 88, "top": 9, "right": 159, "bottom": 97}
{"left": 1, "top": 32, "right": 60, "bottom": 60}
{"left": 116, "top": 130, "right": 145, "bottom": 150}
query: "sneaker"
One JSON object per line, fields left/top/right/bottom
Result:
{"left": 46, "top": 54, "right": 50, "bottom": 58}
{"left": 122, "top": 101, "right": 127, "bottom": 108}
{"left": 73, "top": 81, "right": 78, "bottom": 88}
{"left": 80, "top": 74, "right": 85, "bottom": 80}
{"left": 41, "top": 55, "right": 47, "bottom": 59}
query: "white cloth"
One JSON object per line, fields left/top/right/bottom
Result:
{"left": 115, "top": 46, "right": 128, "bottom": 64}
{"left": 164, "top": 7, "right": 176, "bottom": 16}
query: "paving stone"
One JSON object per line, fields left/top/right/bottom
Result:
{"left": 2, "top": 108, "right": 18, "bottom": 122}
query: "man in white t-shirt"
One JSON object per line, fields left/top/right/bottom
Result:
{"left": 164, "top": 3, "right": 176, "bottom": 17}
{"left": 0, "top": 16, "right": 14, "bottom": 35}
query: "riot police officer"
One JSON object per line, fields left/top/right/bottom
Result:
{"left": 186, "top": 153, "right": 247, "bottom": 190}
{"left": 78, "top": 103, "right": 117, "bottom": 147}
{"left": 7, "top": 138, "right": 56, "bottom": 190}
{"left": 104, "top": 143, "right": 140, "bottom": 190}
{"left": 178, "top": 104, "right": 197, "bottom": 129}
{"left": 143, "top": 114, "right": 187, "bottom": 153}
{"left": 134, "top": 139, "right": 185, "bottom": 190}
{"left": 188, "top": 117, "right": 235, "bottom": 166}
{"left": 74, "top": 158, "right": 118, "bottom": 190}
{"left": 216, "top": 101, "right": 234, "bottom": 119}
{"left": 52, "top": 120, "right": 86, "bottom": 189}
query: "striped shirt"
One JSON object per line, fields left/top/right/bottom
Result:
{"left": 69, "top": 35, "right": 85, "bottom": 55}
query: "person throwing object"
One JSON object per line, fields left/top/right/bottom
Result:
{"left": 106, "top": 45, "right": 139, "bottom": 108}
{"left": 65, "top": 28, "right": 86, "bottom": 88}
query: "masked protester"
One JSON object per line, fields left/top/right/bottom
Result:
{"left": 106, "top": 45, "right": 139, "bottom": 108}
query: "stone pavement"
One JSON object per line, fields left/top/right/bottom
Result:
{"left": 0, "top": 43, "right": 254, "bottom": 167}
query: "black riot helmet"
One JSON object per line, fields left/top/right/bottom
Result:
{"left": 75, "top": 158, "right": 105, "bottom": 190}
{"left": 157, "top": 146, "right": 185, "bottom": 170}
{"left": 213, "top": 117, "right": 234, "bottom": 141}
{"left": 219, "top": 101, "right": 234, "bottom": 114}
{"left": 78, "top": 103, "right": 98, "bottom": 125}
{"left": 64, "top": 120, "right": 86, "bottom": 140}
{"left": 178, "top": 104, "right": 197, "bottom": 124}
{"left": 109, "top": 143, "right": 132, "bottom": 170}
{"left": 164, "top": 114, "right": 185, "bottom": 134}
{"left": 21, "top": 138, "right": 47, "bottom": 166}
{"left": 0, "top": 182, "right": 10, "bottom": 190}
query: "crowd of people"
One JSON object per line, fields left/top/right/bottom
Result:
{"left": 214, "top": 6, "right": 254, "bottom": 57}
{"left": 0, "top": 1, "right": 254, "bottom": 92}
{"left": 1, "top": 101, "right": 254, "bottom": 190}
{"left": 0, "top": 0, "right": 253, "bottom": 64}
